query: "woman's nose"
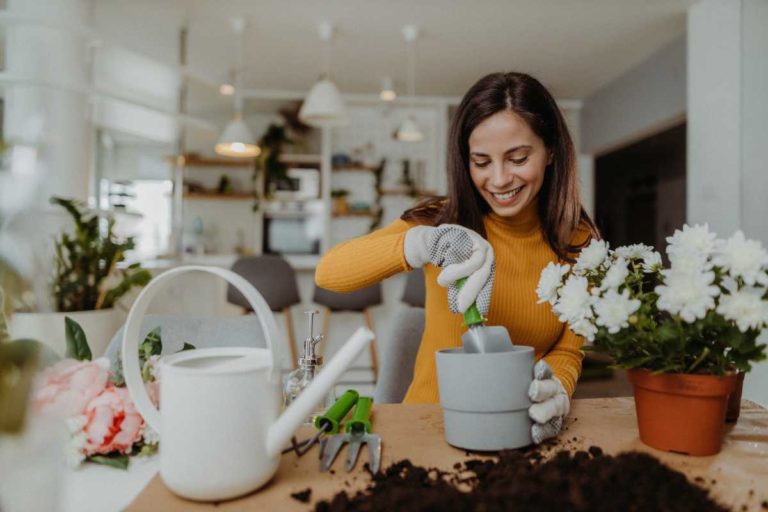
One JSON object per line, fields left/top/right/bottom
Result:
{"left": 489, "top": 162, "right": 514, "bottom": 189}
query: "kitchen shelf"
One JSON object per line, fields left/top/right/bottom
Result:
{"left": 168, "top": 153, "right": 255, "bottom": 168}
{"left": 183, "top": 192, "right": 254, "bottom": 200}
{"left": 332, "top": 163, "right": 379, "bottom": 172}
{"left": 332, "top": 211, "right": 379, "bottom": 218}
{"left": 380, "top": 188, "right": 438, "bottom": 197}
{"left": 279, "top": 153, "right": 322, "bottom": 165}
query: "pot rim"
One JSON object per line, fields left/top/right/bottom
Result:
{"left": 627, "top": 368, "right": 736, "bottom": 397}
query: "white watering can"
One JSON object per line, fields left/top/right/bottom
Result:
{"left": 122, "top": 266, "right": 373, "bottom": 501}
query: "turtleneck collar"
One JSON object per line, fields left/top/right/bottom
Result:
{"left": 485, "top": 197, "right": 541, "bottom": 236}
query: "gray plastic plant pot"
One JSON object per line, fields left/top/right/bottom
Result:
{"left": 436, "top": 346, "right": 534, "bottom": 451}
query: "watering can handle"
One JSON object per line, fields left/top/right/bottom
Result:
{"left": 121, "top": 265, "right": 281, "bottom": 433}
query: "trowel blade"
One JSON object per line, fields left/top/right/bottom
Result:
{"left": 461, "top": 325, "right": 513, "bottom": 353}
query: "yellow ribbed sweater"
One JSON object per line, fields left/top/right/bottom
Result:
{"left": 315, "top": 201, "right": 586, "bottom": 403}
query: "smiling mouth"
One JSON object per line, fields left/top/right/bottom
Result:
{"left": 491, "top": 185, "right": 525, "bottom": 201}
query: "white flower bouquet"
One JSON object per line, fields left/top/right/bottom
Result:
{"left": 537, "top": 224, "right": 768, "bottom": 375}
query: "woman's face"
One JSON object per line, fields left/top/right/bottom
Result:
{"left": 468, "top": 110, "right": 550, "bottom": 218}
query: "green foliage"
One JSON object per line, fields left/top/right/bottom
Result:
{"left": 583, "top": 258, "right": 767, "bottom": 376}
{"left": 87, "top": 453, "right": 129, "bottom": 470}
{"left": 50, "top": 197, "right": 151, "bottom": 312}
{"left": 258, "top": 124, "right": 293, "bottom": 184}
{"left": 64, "top": 316, "right": 92, "bottom": 361}
{"left": 0, "top": 288, "right": 9, "bottom": 344}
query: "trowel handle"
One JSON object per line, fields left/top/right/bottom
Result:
{"left": 314, "top": 389, "right": 358, "bottom": 434}
{"left": 345, "top": 396, "right": 373, "bottom": 434}
{"left": 456, "top": 277, "right": 484, "bottom": 327}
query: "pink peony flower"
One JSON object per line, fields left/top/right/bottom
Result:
{"left": 33, "top": 359, "right": 110, "bottom": 417}
{"left": 82, "top": 386, "right": 144, "bottom": 456}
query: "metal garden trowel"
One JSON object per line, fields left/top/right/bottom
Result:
{"left": 457, "top": 277, "right": 513, "bottom": 353}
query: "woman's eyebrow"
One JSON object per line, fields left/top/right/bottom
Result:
{"left": 470, "top": 145, "right": 532, "bottom": 158}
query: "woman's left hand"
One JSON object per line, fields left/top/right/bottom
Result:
{"left": 528, "top": 360, "right": 570, "bottom": 444}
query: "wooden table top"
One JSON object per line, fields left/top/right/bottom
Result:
{"left": 128, "top": 398, "right": 768, "bottom": 511}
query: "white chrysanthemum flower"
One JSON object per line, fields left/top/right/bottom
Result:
{"left": 574, "top": 239, "right": 609, "bottom": 273}
{"left": 713, "top": 230, "right": 768, "bottom": 286}
{"left": 642, "top": 251, "right": 663, "bottom": 273}
{"left": 717, "top": 286, "right": 768, "bottom": 333}
{"left": 570, "top": 318, "right": 597, "bottom": 342}
{"left": 669, "top": 248, "right": 712, "bottom": 274}
{"left": 536, "top": 262, "right": 570, "bottom": 305}
{"left": 615, "top": 243, "right": 654, "bottom": 260}
{"left": 141, "top": 425, "right": 161, "bottom": 446}
{"left": 553, "top": 275, "right": 594, "bottom": 324}
{"left": 65, "top": 414, "right": 88, "bottom": 434}
{"left": 66, "top": 432, "right": 87, "bottom": 468}
{"left": 601, "top": 257, "right": 629, "bottom": 290}
{"left": 666, "top": 223, "right": 717, "bottom": 259}
{"left": 594, "top": 289, "right": 641, "bottom": 334}
{"left": 655, "top": 269, "right": 720, "bottom": 323}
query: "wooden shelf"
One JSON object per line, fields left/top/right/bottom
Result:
{"left": 184, "top": 192, "right": 254, "bottom": 200}
{"left": 380, "top": 188, "right": 438, "bottom": 197}
{"left": 332, "top": 163, "right": 379, "bottom": 172}
{"left": 169, "top": 153, "right": 255, "bottom": 168}
{"left": 332, "top": 211, "right": 379, "bottom": 218}
{"left": 279, "top": 154, "right": 322, "bottom": 165}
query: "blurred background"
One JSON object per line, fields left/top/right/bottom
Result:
{"left": 0, "top": 0, "right": 766, "bottom": 403}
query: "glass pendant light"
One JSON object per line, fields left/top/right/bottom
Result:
{"left": 215, "top": 17, "right": 260, "bottom": 158}
{"left": 396, "top": 25, "right": 423, "bottom": 143}
{"left": 299, "top": 22, "right": 348, "bottom": 127}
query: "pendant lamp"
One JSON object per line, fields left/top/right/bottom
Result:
{"left": 396, "top": 25, "right": 423, "bottom": 143}
{"left": 215, "top": 17, "right": 260, "bottom": 158}
{"left": 299, "top": 22, "right": 348, "bottom": 127}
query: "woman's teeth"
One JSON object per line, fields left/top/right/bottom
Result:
{"left": 492, "top": 186, "right": 524, "bottom": 200}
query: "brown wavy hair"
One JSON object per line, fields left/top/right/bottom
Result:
{"left": 402, "top": 71, "right": 598, "bottom": 261}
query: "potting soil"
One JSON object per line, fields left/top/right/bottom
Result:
{"left": 310, "top": 446, "right": 729, "bottom": 512}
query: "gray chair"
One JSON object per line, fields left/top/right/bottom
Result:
{"left": 374, "top": 269, "right": 426, "bottom": 403}
{"left": 313, "top": 283, "right": 382, "bottom": 381}
{"left": 227, "top": 255, "right": 302, "bottom": 368}
{"left": 105, "top": 314, "right": 267, "bottom": 368}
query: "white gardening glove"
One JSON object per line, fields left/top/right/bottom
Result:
{"left": 528, "top": 360, "right": 570, "bottom": 444}
{"left": 404, "top": 224, "right": 495, "bottom": 314}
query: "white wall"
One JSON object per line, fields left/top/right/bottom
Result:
{"left": 688, "top": 0, "right": 768, "bottom": 406}
{"left": 580, "top": 36, "right": 686, "bottom": 156}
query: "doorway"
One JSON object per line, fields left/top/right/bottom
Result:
{"left": 594, "top": 123, "right": 686, "bottom": 252}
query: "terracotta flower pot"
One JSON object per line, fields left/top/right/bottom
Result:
{"left": 627, "top": 369, "right": 736, "bottom": 456}
{"left": 725, "top": 371, "right": 745, "bottom": 423}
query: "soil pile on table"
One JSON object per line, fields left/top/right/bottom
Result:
{"left": 313, "top": 446, "right": 728, "bottom": 512}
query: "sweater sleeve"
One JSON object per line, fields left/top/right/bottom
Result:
{"left": 543, "top": 326, "right": 585, "bottom": 397}
{"left": 315, "top": 219, "right": 414, "bottom": 292}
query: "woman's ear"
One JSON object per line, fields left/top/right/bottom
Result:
{"left": 547, "top": 151, "right": 554, "bottom": 166}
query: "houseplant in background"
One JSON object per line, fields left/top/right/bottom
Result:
{"left": 10, "top": 197, "right": 151, "bottom": 358}
{"left": 537, "top": 224, "right": 768, "bottom": 456}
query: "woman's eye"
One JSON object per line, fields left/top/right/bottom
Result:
{"left": 473, "top": 160, "right": 491, "bottom": 168}
{"left": 511, "top": 156, "right": 528, "bottom": 165}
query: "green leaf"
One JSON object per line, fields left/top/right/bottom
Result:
{"left": 0, "top": 288, "right": 10, "bottom": 344}
{"left": 181, "top": 342, "right": 195, "bottom": 351}
{"left": 64, "top": 317, "right": 92, "bottom": 361}
{"left": 87, "top": 453, "right": 130, "bottom": 470}
{"left": 139, "top": 326, "right": 162, "bottom": 359}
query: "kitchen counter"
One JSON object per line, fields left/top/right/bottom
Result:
{"left": 127, "top": 398, "right": 768, "bottom": 511}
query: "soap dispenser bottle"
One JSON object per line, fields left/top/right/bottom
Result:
{"left": 283, "top": 310, "right": 333, "bottom": 421}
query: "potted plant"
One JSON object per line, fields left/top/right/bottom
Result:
{"left": 537, "top": 224, "right": 767, "bottom": 456}
{"left": 10, "top": 197, "right": 151, "bottom": 358}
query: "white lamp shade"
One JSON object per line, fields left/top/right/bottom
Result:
{"left": 215, "top": 117, "right": 260, "bottom": 158}
{"left": 299, "top": 79, "right": 348, "bottom": 127}
{"left": 395, "top": 116, "right": 424, "bottom": 142}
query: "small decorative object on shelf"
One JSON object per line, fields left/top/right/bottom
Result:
{"left": 331, "top": 189, "right": 350, "bottom": 215}
{"left": 537, "top": 224, "right": 768, "bottom": 456}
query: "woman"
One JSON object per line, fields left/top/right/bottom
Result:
{"left": 316, "top": 72, "right": 598, "bottom": 443}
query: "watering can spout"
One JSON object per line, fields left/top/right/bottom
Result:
{"left": 266, "top": 326, "right": 374, "bottom": 458}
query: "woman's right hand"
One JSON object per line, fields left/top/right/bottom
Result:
{"left": 404, "top": 224, "right": 495, "bottom": 315}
